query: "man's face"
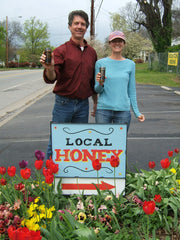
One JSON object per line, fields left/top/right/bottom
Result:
{"left": 69, "top": 16, "right": 87, "bottom": 41}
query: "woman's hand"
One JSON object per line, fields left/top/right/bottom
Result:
{"left": 96, "top": 72, "right": 105, "bottom": 86}
{"left": 138, "top": 114, "right": 145, "bottom": 122}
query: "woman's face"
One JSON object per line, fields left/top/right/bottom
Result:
{"left": 109, "top": 38, "right": 125, "bottom": 53}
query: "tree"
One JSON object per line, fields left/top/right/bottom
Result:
{"left": 123, "top": 32, "right": 153, "bottom": 60}
{"left": 0, "top": 20, "right": 23, "bottom": 62}
{"left": 134, "top": 0, "right": 173, "bottom": 53}
{"left": 172, "top": 0, "right": 180, "bottom": 39}
{"left": 108, "top": 12, "right": 153, "bottom": 60}
{"left": 172, "top": 10, "right": 180, "bottom": 39}
{"left": 0, "top": 26, "right": 6, "bottom": 64}
{"left": 23, "top": 17, "right": 50, "bottom": 63}
{"left": 110, "top": 13, "right": 130, "bottom": 33}
{"left": 89, "top": 38, "right": 108, "bottom": 59}
{"left": 8, "top": 21, "right": 23, "bottom": 48}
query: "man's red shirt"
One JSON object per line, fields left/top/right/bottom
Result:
{"left": 44, "top": 38, "right": 97, "bottom": 100}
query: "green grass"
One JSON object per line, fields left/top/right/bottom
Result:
{"left": 136, "top": 63, "right": 180, "bottom": 87}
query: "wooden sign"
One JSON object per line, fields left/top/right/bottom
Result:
{"left": 51, "top": 123, "right": 127, "bottom": 195}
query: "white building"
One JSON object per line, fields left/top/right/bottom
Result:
{"left": 171, "top": 37, "right": 180, "bottom": 46}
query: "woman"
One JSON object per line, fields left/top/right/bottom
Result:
{"left": 94, "top": 31, "right": 145, "bottom": 130}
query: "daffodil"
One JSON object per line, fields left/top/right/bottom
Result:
{"left": 46, "top": 208, "right": 54, "bottom": 219}
{"left": 170, "top": 168, "right": 176, "bottom": 174}
{"left": 38, "top": 204, "right": 46, "bottom": 213}
{"left": 29, "top": 203, "right": 38, "bottom": 213}
{"left": 22, "top": 218, "right": 40, "bottom": 231}
{"left": 176, "top": 179, "right": 180, "bottom": 188}
{"left": 170, "top": 187, "right": 175, "bottom": 194}
{"left": 34, "top": 197, "right": 40, "bottom": 203}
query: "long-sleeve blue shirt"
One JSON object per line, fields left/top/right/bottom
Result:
{"left": 94, "top": 57, "right": 141, "bottom": 117}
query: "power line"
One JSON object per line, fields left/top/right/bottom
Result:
{"left": 95, "top": 0, "right": 104, "bottom": 21}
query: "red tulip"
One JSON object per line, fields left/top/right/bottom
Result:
{"left": 174, "top": 148, "right": 179, "bottom": 153}
{"left": 168, "top": 151, "right": 173, "bottom": 157}
{"left": 20, "top": 168, "right": 31, "bottom": 179}
{"left": 45, "top": 174, "right": 54, "bottom": 184}
{"left": 7, "top": 225, "right": 16, "bottom": 239}
{"left": 160, "top": 158, "right": 171, "bottom": 169}
{"left": 7, "top": 166, "right": 16, "bottom": 177}
{"left": 43, "top": 167, "right": 51, "bottom": 177}
{"left": 0, "top": 166, "right": 6, "bottom": 175}
{"left": 154, "top": 194, "right": 162, "bottom": 203}
{"left": 148, "top": 161, "right": 155, "bottom": 169}
{"left": 8, "top": 225, "right": 42, "bottom": 240}
{"left": 143, "top": 201, "right": 156, "bottom": 215}
{"left": 92, "top": 159, "right": 101, "bottom": 171}
{"left": 46, "top": 158, "right": 53, "bottom": 168}
{"left": 110, "top": 156, "right": 120, "bottom": 168}
{"left": 49, "top": 162, "right": 59, "bottom": 174}
{"left": 34, "top": 159, "right": 43, "bottom": 170}
{"left": 0, "top": 178, "right": 7, "bottom": 186}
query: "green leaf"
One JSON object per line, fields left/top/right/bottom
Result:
{"left": 74, "top": 227, "right": 97, "bottom": 240}
{"left": 162, "top": 215, "right": 170, "bottom": 232}
{"left": 56, "top": 178, "right": 62, "bottom": 193}
{"left": 59, "top": 210, "right": 76, "bottom": 231}
{"left": 53, "top": 230, "right": 64, "bottom": 240}
{"left": 40, "top": 227, "right": 51, "bottom": 239}
{"left": 168, "top": 202, "right": 178, "bottom": 227}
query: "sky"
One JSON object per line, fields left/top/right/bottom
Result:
{"left": 0, "top": 0, "right": 135, "bottom": 47}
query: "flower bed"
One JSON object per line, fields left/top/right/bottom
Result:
{"left": 0, "top": 149, "right": 179, "bottom": 240}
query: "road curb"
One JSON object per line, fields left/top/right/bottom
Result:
{"left": 161, "top": 86, "right": 173, "bottom": 91}
{"left": 161, "top": 86, "right": 180, "bottom": 96}
{"left": 174, "top": 91, "right": 180, "bottom": 96}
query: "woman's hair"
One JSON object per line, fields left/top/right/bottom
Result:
{"left": 68, "top": 10, "right": 89, "bottom": 28}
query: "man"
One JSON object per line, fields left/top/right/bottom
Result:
{"left": 40, "top": 10, "right": 97, "bottom": 159}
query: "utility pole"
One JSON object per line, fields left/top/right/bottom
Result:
{"left": 6, "top": 16, "right": 8, "bottom": 68}
{"left": 90, "top": 0, "right": 95, "bottom": 40}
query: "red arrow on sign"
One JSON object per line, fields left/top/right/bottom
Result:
{"left": 62, "top": 181, "right": 115, "bottom": 191}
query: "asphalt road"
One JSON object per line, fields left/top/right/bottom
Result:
{"left": 0, "top": 69, "right": 52, "bottom": 125}
{"left": 0, "top": 70, "right": 180, "bottom": 175}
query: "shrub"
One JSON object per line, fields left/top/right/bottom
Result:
{"left": 134, "top": 59, "right": 144, "bottom": 64}
{"left": 31, "top": 63, "right": 36, "bottom": 68}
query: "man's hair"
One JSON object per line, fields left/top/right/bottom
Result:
{"left": 68, "top": 10, "right": 89, "bottom": 28}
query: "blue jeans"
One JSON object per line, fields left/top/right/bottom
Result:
{"left": 46, "top": 94, "right": 89, "bottom": 159}
{"left": 95, "top": 109, "right": 131, "bottom": 131}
